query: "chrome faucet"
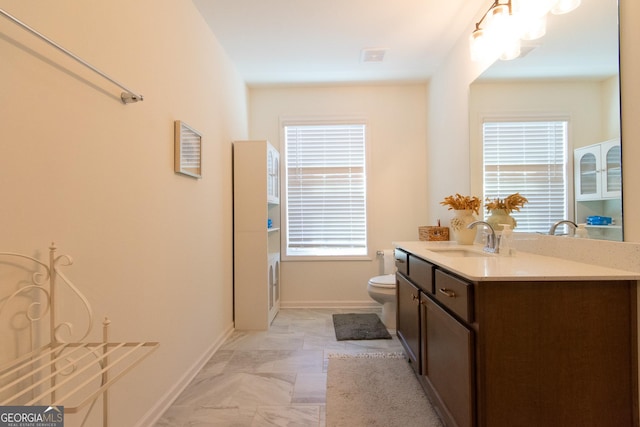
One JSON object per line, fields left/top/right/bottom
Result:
{"left": 548, "top": 220, "right": 578, "bottom": 235}
{"left": 467, "top": 220, "right": 498, "bottom": 253}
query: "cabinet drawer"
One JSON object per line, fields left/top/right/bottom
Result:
{"left": 395, "top": 249, "right": 408, "bottom": 276}
{"left": 408, "top": 255, "right": 433, "bottom": 293}
{"left": 434, "top": 270, "right": 473, "bottom": 322}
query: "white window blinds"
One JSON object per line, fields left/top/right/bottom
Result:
{"left": 483, "top": 120, "right": 568, "bottom": 233}
{"left": 284, "top": 123, "right": 367, "bottom": 257}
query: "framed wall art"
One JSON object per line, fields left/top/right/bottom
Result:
{"left": 174, "top": 120, "right": 202, "bottom": 179}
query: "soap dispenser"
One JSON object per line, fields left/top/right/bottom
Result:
{"left": 575, "top": 223, "right": 589, "bottom": 239}
{"left": 499, "top": 223, "right": 514, "bottom": 256}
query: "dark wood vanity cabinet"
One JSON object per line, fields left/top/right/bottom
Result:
{"left": 395, "top": 248, "right": 638, "bottom": 427}
{"left": 396, "top": 274, "right": 421, "bottom": 372}
{"left": 421, "top": 269, "right": 475, "bottom": 427}
{"left": 476, "top": 280, "right": 637, "bottom": 427}
{"left": 423, "top": 296, "right": 474, "bottom": 427}
{"left": 418, "top": 268, "right": 476, "bottom": 427}
{"left": 394, "top": 248, "right": 408, "bottom": 275}
{"left": 395, "top": 250, "right": 434, "bottom": 375}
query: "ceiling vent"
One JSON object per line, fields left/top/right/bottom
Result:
{"left": 361, "top": 48, "right": 388, "bottom": 63}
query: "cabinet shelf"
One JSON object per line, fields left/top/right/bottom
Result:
{"left": 1, "top": 341, "right": 158, "bottom": 413}
{"left": 267, "top": 227, "right": 280, "bottom": 232}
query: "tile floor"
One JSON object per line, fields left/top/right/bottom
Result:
{"left": 155, "top": 308, "right": 404, "bottom": 426}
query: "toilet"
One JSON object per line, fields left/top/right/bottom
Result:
{"left": 367, "top": 249, "right": 397, "bottom": 329}
{"left": 367, "top": 274, "right": 397, "bottom": 329}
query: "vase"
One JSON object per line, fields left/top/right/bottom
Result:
{"left": 450, "top": 209, "right": 477, "bottom": 245}
{"left": 486, "top": 209, "right": 516, "bottom": 231}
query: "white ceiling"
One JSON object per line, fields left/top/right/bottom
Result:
{"left": 192, "top": 0, "right": 485, "bottom": 85}
{"left": 192, "top": 0, "right": 619, "bottom": 86}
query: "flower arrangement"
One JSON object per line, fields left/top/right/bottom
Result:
{"left": 485, "top": 192, "right": 528, "bottom": 214}
{"left": 440, "top": 193, "right": 481, "bottom": 215}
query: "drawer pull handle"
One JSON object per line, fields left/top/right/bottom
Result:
{"left": 396, "top": 259, "right": 405, "bottom": 264}
{"left": 438, "top": 288, "right": 457, "bottom": 298}
{"left": 412, "top": 295, "right": 420, "bottom": 305}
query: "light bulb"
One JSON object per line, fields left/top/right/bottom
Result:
{"left": 485, "top": 4, "right": 511, "bottom": 32}
{"left": 470, "top": 29, "right": 490, "bottom": 62}
{"left": 551, "top": 0, "right": 581, "bottom": 15}
{"left": 512, "top": 0, "right": 555, "bottom": 17}
{"left": 484, "top": 3, "right": 521, "bottom": 57}
{"left": 520, "top": 14, "right": 547, "bottom": 40}
{"left": 487, "top": 5, "right": 521, "bottom": 39}
{"left": 500, "top": 38, "right": 521, "bottom": 60}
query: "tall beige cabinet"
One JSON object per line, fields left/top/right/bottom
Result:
{"left": 233, "top": 140, "right": 281, "bottom": 330}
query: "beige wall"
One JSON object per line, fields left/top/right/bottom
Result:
{"left": 249, "top": 85, "right": 428, "bottom": 306}
{"left": 0, "top": 1, "right": 247, "bottom": 425}
{"left": 425, "top": 12, "right": 490, "bottom": 227}
{"left": 618, "top": 4, "right": 640, "bottom": 415}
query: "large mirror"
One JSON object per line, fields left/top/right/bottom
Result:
{"left": 469, "top": 0, "right": 622, "bottom": 241}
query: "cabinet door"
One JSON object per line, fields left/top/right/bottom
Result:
{"left": 396, "top": 274, "right": 421, "bottom": 373}
{"left": 267, "top": 144, "right": 280, "bottom": 204}
{"left": 602, "top": 140, "right": 621, "bottom": 198}
{"left": 267, "top": 253, "right": 280, "bottom": 323}
{"left": 574, "top": 145, "right": 601, "bottom": 201}
{"left": 425, "top": 297, "right": 474, "bottom": 427}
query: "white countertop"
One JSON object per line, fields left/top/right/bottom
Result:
{"left": 394, "top": 241, "right": 640, "bottom": 282}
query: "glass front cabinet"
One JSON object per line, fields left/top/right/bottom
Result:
{"left": 575, "top": 139, "right": 621, "bottom": 201}
{"left": 574, "top": 139, "right": 622, "bottom": 241}
{"left": 267, "top": 144, "right": 280, "bottom": 204}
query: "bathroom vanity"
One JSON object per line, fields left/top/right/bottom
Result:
{"left": 394, "top": 241, "right": 639, "bottom": 427}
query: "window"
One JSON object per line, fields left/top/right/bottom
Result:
{"left": 483, "top": 120, "right": 568, "bottom": 233}
{"left": 284, "top": 122, "right": 367, "bottom": 257}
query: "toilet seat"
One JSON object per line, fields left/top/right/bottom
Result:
{"left": 368, "top": 274, "right": 396, "bottom": 289}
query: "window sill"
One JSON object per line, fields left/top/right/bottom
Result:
{"left": 282, "top": 254, "right": 372, "bottom": 262}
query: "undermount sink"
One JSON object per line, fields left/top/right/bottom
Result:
{"left": 429, "top": 248, "right": 493, "bottom": 258}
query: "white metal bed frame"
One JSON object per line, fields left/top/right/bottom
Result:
{"left": 0, "top": 243, "right": 158, "bottom": 426}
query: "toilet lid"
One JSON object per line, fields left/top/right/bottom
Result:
{"left": 368, "top": 274, "right": 396, "bottom": 288}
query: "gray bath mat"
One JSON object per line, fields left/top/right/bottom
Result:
{"left": 332, "top": 313, "right": 392, "bottom": 341}
{"left": 326, "top": 355, "right": 442, "bottom": 426}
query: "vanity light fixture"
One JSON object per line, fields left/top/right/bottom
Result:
{"left": 470, "top": 0, "right": 581, "bottom": 62}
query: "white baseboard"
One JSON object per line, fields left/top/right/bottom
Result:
{"left": 280, "top": 300, "right": 380, "bottom": 309}
{"left": 134, "top": 322, "right": 235, "bottom": 427}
